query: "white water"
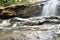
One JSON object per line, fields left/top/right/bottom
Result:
{"left": 42, "top": 0, "right": 59, "bottom": 16}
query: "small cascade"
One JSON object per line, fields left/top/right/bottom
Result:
{"left": 41, "top": 0, "right": 59, "bottom": 16}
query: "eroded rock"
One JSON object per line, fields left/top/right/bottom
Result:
{"left": 0, "top": 3, "right": 42, "bottom": 19}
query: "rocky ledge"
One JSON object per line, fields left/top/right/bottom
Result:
{"left": 0, "top": 2, "right": 43, "bottom": 19}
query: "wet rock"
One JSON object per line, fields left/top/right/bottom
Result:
{"left": 23, "top": 21, "right": 49, "bottom": 26}
{"left": 36, "top": 36, "right": 40, "bottom": 39}
{"left": 0, "top": 6, "right": 4, "bottom": 15}
{"left": 0, "top": 10, "right": 16, "bottom": 19}
{"left": 14, "top": 5, "right": 41, "bottom": 18}
{"left": 23, "top": 18, "right": 60, "bottom": 26}
{"left": 2, "top": 10, "right": 15, "bottom": 16}
{"left": 45, "top": 16, "right": 60, "bottom": 20}
{"left": 23, "top": 21, "right": 37, "bottom": 26}
{"left": 0, "top": 4, "right": 42, "bottom": 19}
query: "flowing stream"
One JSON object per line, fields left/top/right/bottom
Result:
{"left": 0, "top": 0, "right": 60, "bottom": 40}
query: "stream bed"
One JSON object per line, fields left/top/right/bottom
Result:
{"left": 0, "top": 16, "right": 60, "bottom": 40}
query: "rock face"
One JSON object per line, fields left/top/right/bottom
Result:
{"left": 15, "top": 5, "right": 40, "bottom": 18}
{"left": 0, "top": 10, "right": 16, "bottom": 19}
{"left": 0, "top": 3, "right": 43, "bottom": 19}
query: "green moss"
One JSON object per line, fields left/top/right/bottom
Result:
{"left": 0, "top": 0, "right": 30, "bottom": 7}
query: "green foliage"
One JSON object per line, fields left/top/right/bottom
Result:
{"left": 0, "top": 0, "right": 30, "bottom": 7}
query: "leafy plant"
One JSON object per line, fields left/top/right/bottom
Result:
{"left": 0, "top": 0, "right": 30, "bottom": 7}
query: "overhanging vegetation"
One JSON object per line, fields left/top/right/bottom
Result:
{"left": 0, "top": 0, "right": 29, "bottom": 7}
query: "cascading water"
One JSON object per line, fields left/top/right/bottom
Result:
{"left": 41, "top": 0, "right": 59, "bottom": 16}
{"left": 1, "top": 0, "right": 60, "bottom": 40}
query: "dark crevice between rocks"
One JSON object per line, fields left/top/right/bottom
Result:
{"left": 0, "top": 15, "right": 15, "bottom": 20}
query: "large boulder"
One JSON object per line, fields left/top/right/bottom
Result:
{"left": 0, "top": 3, "right": 42, "bottom": 19}
{"left": 4, "top": 4, "right": 41, "bottom": 18}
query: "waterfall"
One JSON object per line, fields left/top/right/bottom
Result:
{"left": 41, "top": 0, "right": 59, "bottom": 16}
